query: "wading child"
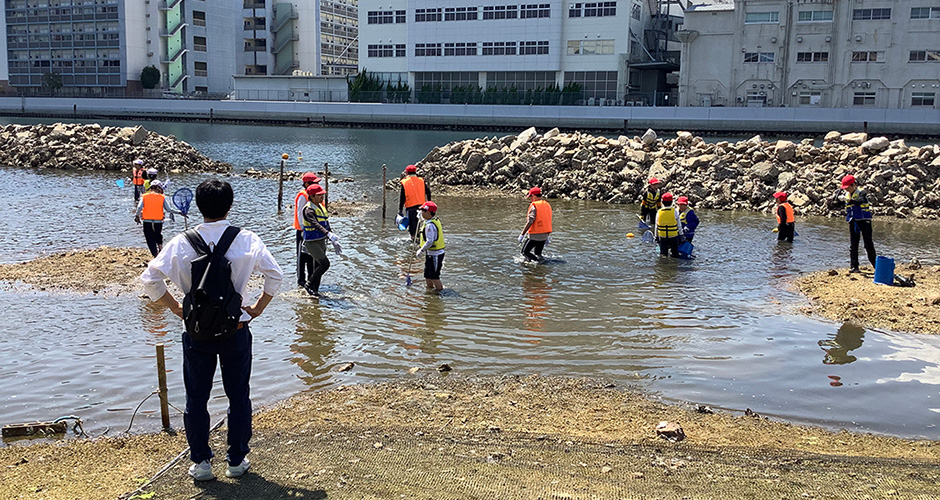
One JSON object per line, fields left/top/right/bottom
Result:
{"left": 416, "top": 201, "right": 445, "bottom": 291}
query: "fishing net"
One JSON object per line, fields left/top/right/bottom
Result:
{"left": 172, "top": 188, "right": 193, "bottom": 216}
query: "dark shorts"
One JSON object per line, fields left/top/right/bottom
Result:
{"left": 424, "top": 253, "right": 444, "bottom": 280}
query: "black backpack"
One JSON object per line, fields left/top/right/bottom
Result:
{"left": 182, "top": 226, "right": 243, "bottom": 341}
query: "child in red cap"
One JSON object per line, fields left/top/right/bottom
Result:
{"left": 519, "top": 187, "right": 553, "bottom": 262}
{"left": 416, "top": 201, "right": 445, "bottom": 291}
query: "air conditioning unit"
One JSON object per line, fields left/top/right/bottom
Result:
{"left": 147, "top": 52, "right": 153, "bottom": 56}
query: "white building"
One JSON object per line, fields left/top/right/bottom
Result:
{"left": 357, "top": 0, "right": 683, "bottom": 103}
{"left": 1, "top": 0, "right": 358, "bottom": 95}
{"left": 678, "top": 0, "right": 940, "bottom": 109}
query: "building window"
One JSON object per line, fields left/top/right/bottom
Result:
{"left": 798, "top": 10, "right": 833, "bottom": 22}
{"left": 194, "top": 36, "right": 207, "bottom": 52}
{"left": 745, "top": 12, "right": 779, "bottom": 24}
{"left": 798, "top": 91, "right": 821, "bottom": 106}
{"left": 487, "top": 71, "right": 555, "bottom": 90}
{"left": 482, "top": 5, "right": 518, "bottom": 19}
{"left": 583, "top": 1, "right": 616, "bottom": 17}
{"left": 444, "top": 42, "right": 478, "bottom": 56}
{"left": 853, "top": 8, "right": 891, "bottom": 21}
{"left": 564, "top": 70, "right": 617, "bottom": 100}
{"left": 367, "top": 11, "right": 394, "bottom": 24}
{"left": 482, "top": 41, "right": 517, "bottom": 55}
{"left": 911, "top": 92, "right": 936, "bottom": 106}
{"left": 853, "top": 92, "right": 876, "bottom": 106}
{"left": 744, "top": 52, "right": 775, "bottom": 63}
{"left": 415, "top": 43, "right": 442, "bottom": 56}
{"left": 415, "top": 8, "right": 442, "bottom": 22}
{"left": 631, "top": 4, "right": 641, "bottom": 20}
{"left": 414, "top": 72, "right": 477, "bottom": 91}
{"left": 192, "top": 11, "right": 206, "bottom": 27}
{"left": 395, "top": 10, "right": 406, "bottom": 23}
{"left": 520, "top": 4, "right": 550, "bottom": 18}
{"left": 796, "top": 51, "right": 828, "bottom": 62}
{"left": 520, "top": 40, "right": 549, "bottom": 55}
{"left": 395, "top": 44, "right": 406, "bottom": 57}
{"left": 367, "top": 44, "right": 395, "bottom": 57}
{"left": 194, "top": 61, "right": 207, "bottom": 77}
{"left": 569, "top": 2, "right": 582, "bottom": 17}
{"left": 909, "top": 50, "right": 940, "bottom": 62}
{"left": 851, "top": 51, "right": 881, "bottom": 62}
{"left": 445, "top": 7, "right": 479, "bottom": 21}
{"left": 567, "top": 39, "right": 615, "bottom": 55}
{"left": 911, "top": 7, "right": 940, "bottom": 19}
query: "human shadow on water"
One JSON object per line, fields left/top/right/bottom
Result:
{"left": 819, "top": 323, "right": 865, "bottom": 365}
{"left": 192, "top": 473, "right": 327, "bottom": 499}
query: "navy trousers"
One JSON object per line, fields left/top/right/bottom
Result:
{"left": 143, "top": 221, "right": 164, "bottom": 257}
{"left": 183, "top": 325, "right": 253, "bottom": 466}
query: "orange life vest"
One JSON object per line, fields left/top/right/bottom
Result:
{"left": 132, "top": 168, "right": 144, "bottom": 186}
{"left": 528, "top": 199, "right": 553, "bottom": 234}
{"left": 401, "top": 176, "right": 427, "bottom": 208}
{"left": 292, "top": 189, "right": 308, "bottom": 231}
{"left": 141, "top": 192, "right": 165, "bottom": 220}
{"left": 776, "top": 202, "right": 795, "bottom": 224}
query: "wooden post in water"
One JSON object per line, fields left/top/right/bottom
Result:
{"left": 277, "top": 154, "right": 287, "bottom": 212}
{"left": 155, "top": 343, "right": 171, "bottom": 431}
{"left": 324, "top": 162, "right": 330, "bottom": 208}
{"left": 382, "top": 163, "right": 387, "bottom": 219}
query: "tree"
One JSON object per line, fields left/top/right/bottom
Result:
{"left": 140, "top": 65, "right": 161, "bottom": 89}
{"left": 41, "top": 72, "right": 62, "bottom": 94}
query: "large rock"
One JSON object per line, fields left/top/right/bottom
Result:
{"left": 463, "top": 152, "right": 484, "bottom": 173}
{"left": 676, "top": 131, "right": 693, "bottom": 143}
{"left": 840, "top": 132, "right": 868, "bottom": 145}
{"left": 750, "top": 161, "right": 779, "bottom": 183}
{"left": 130, "top": 126, "right": 149, "bottom": 145}
{"left": 824, "top": 131, "right": 841, "bottom": 143}
{"left": 510, "top": 127, "right": 538, "bottom": 150}
{"left": 775, "top": 140, "right": 797, "bottom": 161}
{"left": 641, "top": 128, "right": 657, "bottom": 146}
{"left": 861, "top": 136, "right": 889, "bottom": 154}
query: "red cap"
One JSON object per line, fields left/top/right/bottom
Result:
{"left": 661, "top": 192, "right": 674, "bottom": 202}
{"left": 841, "top": 174, "right": 856, "bottom": 189}
{"left": 306, "top": 184, "right": 326, "bottom": 196}
{"left": 419, "top": 201, "right": 438, "bottom": 213}
{"left": 677, "top": 196, "right": 689, "bottom": 205}
{"left": 773, "top": 191, "right": 788, "bottom": 201}
{"left": 405, "top": 164, "right": 417, "bottom": 174}
{"left": 301, "top": 172, "right": 320, "bottom": 184}
{"left": 649, "top": 178, "right": 661, "bottom": 185}
{"left": 527, "top": 187, "right": 542, "bottom": 197}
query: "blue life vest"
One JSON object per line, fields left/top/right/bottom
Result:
{"left": 845, "top": 190, "right": 872, "bottom": 221}
{"left": 302, "top": 202, "right": 330, "bottom": 240}
{"left": 680, "top": 209, "right": 698, "bottom": 238}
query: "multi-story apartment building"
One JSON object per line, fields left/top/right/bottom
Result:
{"left": 357, "top": 0, "right": 683, "bottom": 103}
{"left": 0, "top": 0, "right": 358, "bottom": 95}
{"left": 677, "top": 0, "right": 940, "bottom": 109}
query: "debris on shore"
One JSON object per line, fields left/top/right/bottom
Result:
{"left": 408, "top": 127, "right": 940, "bottom": 219}
{"left": 795, "top": 263, "right": 940, "bottom": 334}
{"left": 0, "top": 123, "right": 231, "bottom": 172}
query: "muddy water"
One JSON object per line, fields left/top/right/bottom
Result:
{"left": 1, "top": 120, "right": 939, "bottom": 443}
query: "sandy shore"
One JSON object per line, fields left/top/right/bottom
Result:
{"left": 2, "top": 376, "right": 938, "bottom": 500}
{"left": 795, "top": 264, "right": 940, "bottom": 334}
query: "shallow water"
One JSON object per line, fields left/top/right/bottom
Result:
{"left": 1, "top": 120, "right": 939, "bottom": 444}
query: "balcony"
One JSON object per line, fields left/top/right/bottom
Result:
{"left": 243, "top": 1, "right": 265, "bottom": 8}
{"left": 159, "top": 22, "right": 188, "bottom": 38}
{"left": 161, "top": 47, "right": 188, "bottom": 64}
{"left": 158, "top": 0, "right": 184, "bottom": 11}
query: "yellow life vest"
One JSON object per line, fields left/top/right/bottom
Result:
{"left": 419, "top": 217, "right": 445, "bottom": 251}
{"left": 656, "top": 207, "right": 679, "bottom": 238}
{"left": 641, "top": 189, "right": 661, "bottom": 209}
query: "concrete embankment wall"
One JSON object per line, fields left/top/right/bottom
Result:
{"left": 0, "top": 97, "right": 938, "bottom": 135}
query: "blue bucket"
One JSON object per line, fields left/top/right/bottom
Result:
{"left": 678, "top": 241, "right": 694, "bottom": 259}
{"left": 396, "top": 214, "right": 408, "bottom": 231}
{"left": 873, "top": 256, "right": 894, "bottom": 285}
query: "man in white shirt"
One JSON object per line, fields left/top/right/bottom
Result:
{"left": 140, "top": 179, "right": 283, "bottom": 482}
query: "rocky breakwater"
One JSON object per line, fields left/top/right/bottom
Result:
{"left": 0, "top": 123, "right": 230, "bottom": 172}
{"left": 411, "top": 127, "right": 940, "bottom": 220}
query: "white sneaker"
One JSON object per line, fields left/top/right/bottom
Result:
{"left": 188, "top": 460, "right": 215, "bottom": 481}
{"left": 226, "top": 457, "right": 251, "bottom": 478}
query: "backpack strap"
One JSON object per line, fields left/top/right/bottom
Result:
{"left": 183, "top": 228, "right": 210, "bottom": 256}
{"left": 213, "top": 226, "right": 241, "bottom": 257}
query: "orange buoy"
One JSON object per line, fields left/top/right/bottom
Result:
{"left": 626, "top": 233, "right": 635, "bottom": 238}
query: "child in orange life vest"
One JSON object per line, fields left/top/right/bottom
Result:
{"left": 774, "top": 191, "right": 795, "bottom": 243}
{"left": 519, "top": 187, "right": 553, "bottom": 262}
{"left": 399, "top": 164, "right": 432, "bottom": 242}
{"left": 131, "top": 159, "right": 145, "bottom": 203}
{"left": 415, "top": 201, "right": 445, "bottom": 291}
{"left": 135, "top": 181, "right": 179, "bottom": 256}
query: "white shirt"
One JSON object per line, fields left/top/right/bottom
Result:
{"left": 140, "top": 220, "right": 284, "bottom": 322}
{"left": 294, "top": 191, "right": 308, "bottom": 227}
